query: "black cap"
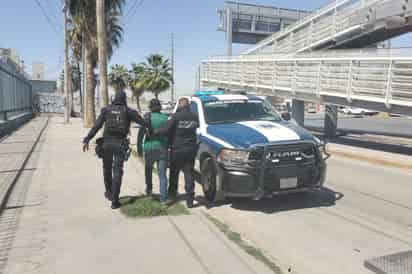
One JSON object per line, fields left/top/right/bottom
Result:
{"left": 149, "top": 99, "right": 161, "bottom": 112}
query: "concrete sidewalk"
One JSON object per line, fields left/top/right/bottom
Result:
{"left": 2, "top": 117, "right": 273, "bottom": 274}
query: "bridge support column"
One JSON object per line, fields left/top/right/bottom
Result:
{"left": 226, "top": 7, "right": 232, "bottom": 56}
{"left": 291, "top": 99, "right": 305, "bottom": 126}
{"left": 324, "top": 105, "right": 338, "bottom": 139}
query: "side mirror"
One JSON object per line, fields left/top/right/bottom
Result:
{"left": 281, "top": 112, "right": 291, "bottom": 121}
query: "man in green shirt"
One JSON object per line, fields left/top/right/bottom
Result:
{"left": 137, "top": 99, "right": 169, "bottom": 203}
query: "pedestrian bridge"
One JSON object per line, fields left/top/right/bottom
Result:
{"left": 200, "top": 49, "right": 412, "bottom": 115}
{"left": 243, "top": 0, "right": 412, "bottom": 55}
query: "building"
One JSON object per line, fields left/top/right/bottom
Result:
{"left": 32, "top": 62, "right": 45, "bottom": 80}
{"left": 30, "top": 80, "right": 57, "bottom": 94}
{"left": 0, "top": 48, "right": 23, "bottom": 74}
{"left": 0, "top": 48, "right": 20, "bottom": 65}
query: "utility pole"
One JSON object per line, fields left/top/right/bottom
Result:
{"left": 20, "top": 60, "right": 25, "bottom": 75}
{"left": 171, "top": 33, "right": 175, "bottom": 103}
{"left": 63, "top": 0, "right": 70, "bottom": 123}
{"left": 197, "top": 65, "right": 201, "bottom": 90}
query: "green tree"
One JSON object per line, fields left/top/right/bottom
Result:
{"left": 143, "top": 54, "right": 173, "bottom": 99}
{"left": 129, "top": 63, "right": 147, "bottom": 112}
{"left": 109, "top": 64, "right": 129, "bottom": 93}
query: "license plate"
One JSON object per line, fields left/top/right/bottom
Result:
{"left": 280, "top": 177, "right": 298, "bottom": 189}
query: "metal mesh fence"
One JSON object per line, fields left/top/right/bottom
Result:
{"left": 0, "top": 60, "right": 32, "bottom": 121}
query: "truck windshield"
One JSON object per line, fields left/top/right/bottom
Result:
{"left": 203, "top": 100, "right": 282, "bottom": 124}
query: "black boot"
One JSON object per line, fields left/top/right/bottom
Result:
{"left": 104, "top": 192, "right": 112, "bottom": 201}
{"left": 111, "top": 201, "right": 121, "bottom": 209}
{"left": 186, "top": 197, "right": 194, "bottom": 208}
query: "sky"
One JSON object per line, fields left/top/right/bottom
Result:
{"left": 1, "top": 0, "right": 412, "bottom": 100}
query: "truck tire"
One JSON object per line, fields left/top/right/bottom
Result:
{"left": 201, "top": 158, "right": 225, "bottom": 203}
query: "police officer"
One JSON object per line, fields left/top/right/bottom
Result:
{"left": 82, "top": 91, "right": 148, "bottom": 209}
{"left": 154, "top": 97, "right": 199, "bottom": 208}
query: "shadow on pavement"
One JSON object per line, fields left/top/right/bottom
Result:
{"left": 196, "top": 187, "right": 343, "bottom": 214}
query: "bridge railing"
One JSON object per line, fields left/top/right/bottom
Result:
{"left": 201, "top": 52, "right": 412, "bottom": 108}
{"left": 242, "top": 0, "right": 386, "bottom": 55}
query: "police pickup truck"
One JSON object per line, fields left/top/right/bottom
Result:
{"left": 175, "top": 91, "right": 328, "bottom": 202}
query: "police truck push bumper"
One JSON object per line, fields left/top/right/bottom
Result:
{"left": 216, "top": 141, "right": 328, "bottom": 199}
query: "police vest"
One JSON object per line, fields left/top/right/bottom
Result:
{"left": 105, "top": 105, "right": 128, "bottom": 137}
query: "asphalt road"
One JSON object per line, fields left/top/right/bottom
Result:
{"left": 205, "top": 156, "right": 412, "bottom": 274}
{"left": 304, "top": 114, "right": 412, "bottom": 137}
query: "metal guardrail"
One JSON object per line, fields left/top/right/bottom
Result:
{"left": 201, "top": 52, "right": 412, "bottom": 112}
{"left": 242, "top": 0, "right": 406, "bottom": 55}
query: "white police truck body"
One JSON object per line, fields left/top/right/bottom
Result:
{"left": 176, "top": 92, "right": 327, "bottom": 202}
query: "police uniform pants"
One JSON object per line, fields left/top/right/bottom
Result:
{"left": 169, "top": 149, "right": 196, "bottom": 200}
{"left": 102, "top": 143, "right": 125, "bottom": 203}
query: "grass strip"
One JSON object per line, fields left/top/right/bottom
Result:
{"left": 204, "top": 212, "right": 283, "bottom": 274}
{"left": 120, "top": 195, "right": 189, "bottom": 218}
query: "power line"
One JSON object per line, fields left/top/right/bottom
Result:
{"left": 171, "top": 32, "right": 175, "bottom": 102}
{"left": 124, "top": 0, "right": 144, "bottom": 25}
{"left": 34, "top": 0, "right": 61, "bottom": 37}
{"left": 45, "top": 0, "right": 63, "bottom": 29}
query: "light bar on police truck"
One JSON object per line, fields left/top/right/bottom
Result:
{"left": 194, "top": 90, "right": 225, "bottom": 97}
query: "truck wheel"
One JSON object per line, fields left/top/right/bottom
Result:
{"left": 201, "top": 158, "right": 224, "bottom": 203}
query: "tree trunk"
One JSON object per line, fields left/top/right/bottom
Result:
{"left": 96, "top": 0, "right": 109, "bottom": 108}
{"left": 82, "top": 33, "right": 86, "bottom": 121}
{"left": 70, "top": 79, "right": 75, "bottom": 117}
{"left": 77, "top": 61, "right": 83, "bottom": 116}
{"left": 154, "top": 92, "right": 159, "bottom": 99}
{"left": 136, "top": 97, "right": 141, "bottom": 113}
{"left": 84, "top": 45, "right": 96, "bottom": 128}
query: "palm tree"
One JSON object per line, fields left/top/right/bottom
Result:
{"left": 96, "top": 0, "right": 124, "bottom": 107}
{"left": 129, "top": 63, "right": 147, "bottom": 112}
{"left": 68, "top": 0, "right": 124, "bottom": 127}
{"left": 142, "top": 54, "right": 173, "bottom": 99}
{"left": 59, "top": 62, "right": 81, "bottom": 116}
{"left": 109, "top": 64, "right": 129, "bottom": 93}
{"left": 96, "top": 0, "right": 108, "bottom": 108}
{"left": 68, "top": 23, "right": 83, "bottom": 115}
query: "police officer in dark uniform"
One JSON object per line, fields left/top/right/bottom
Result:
{"left": 82, "top": 91, "right": 148, "bottom": 209}
{"left": 154, "top": 97, "right": 199, "bottom": 208}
